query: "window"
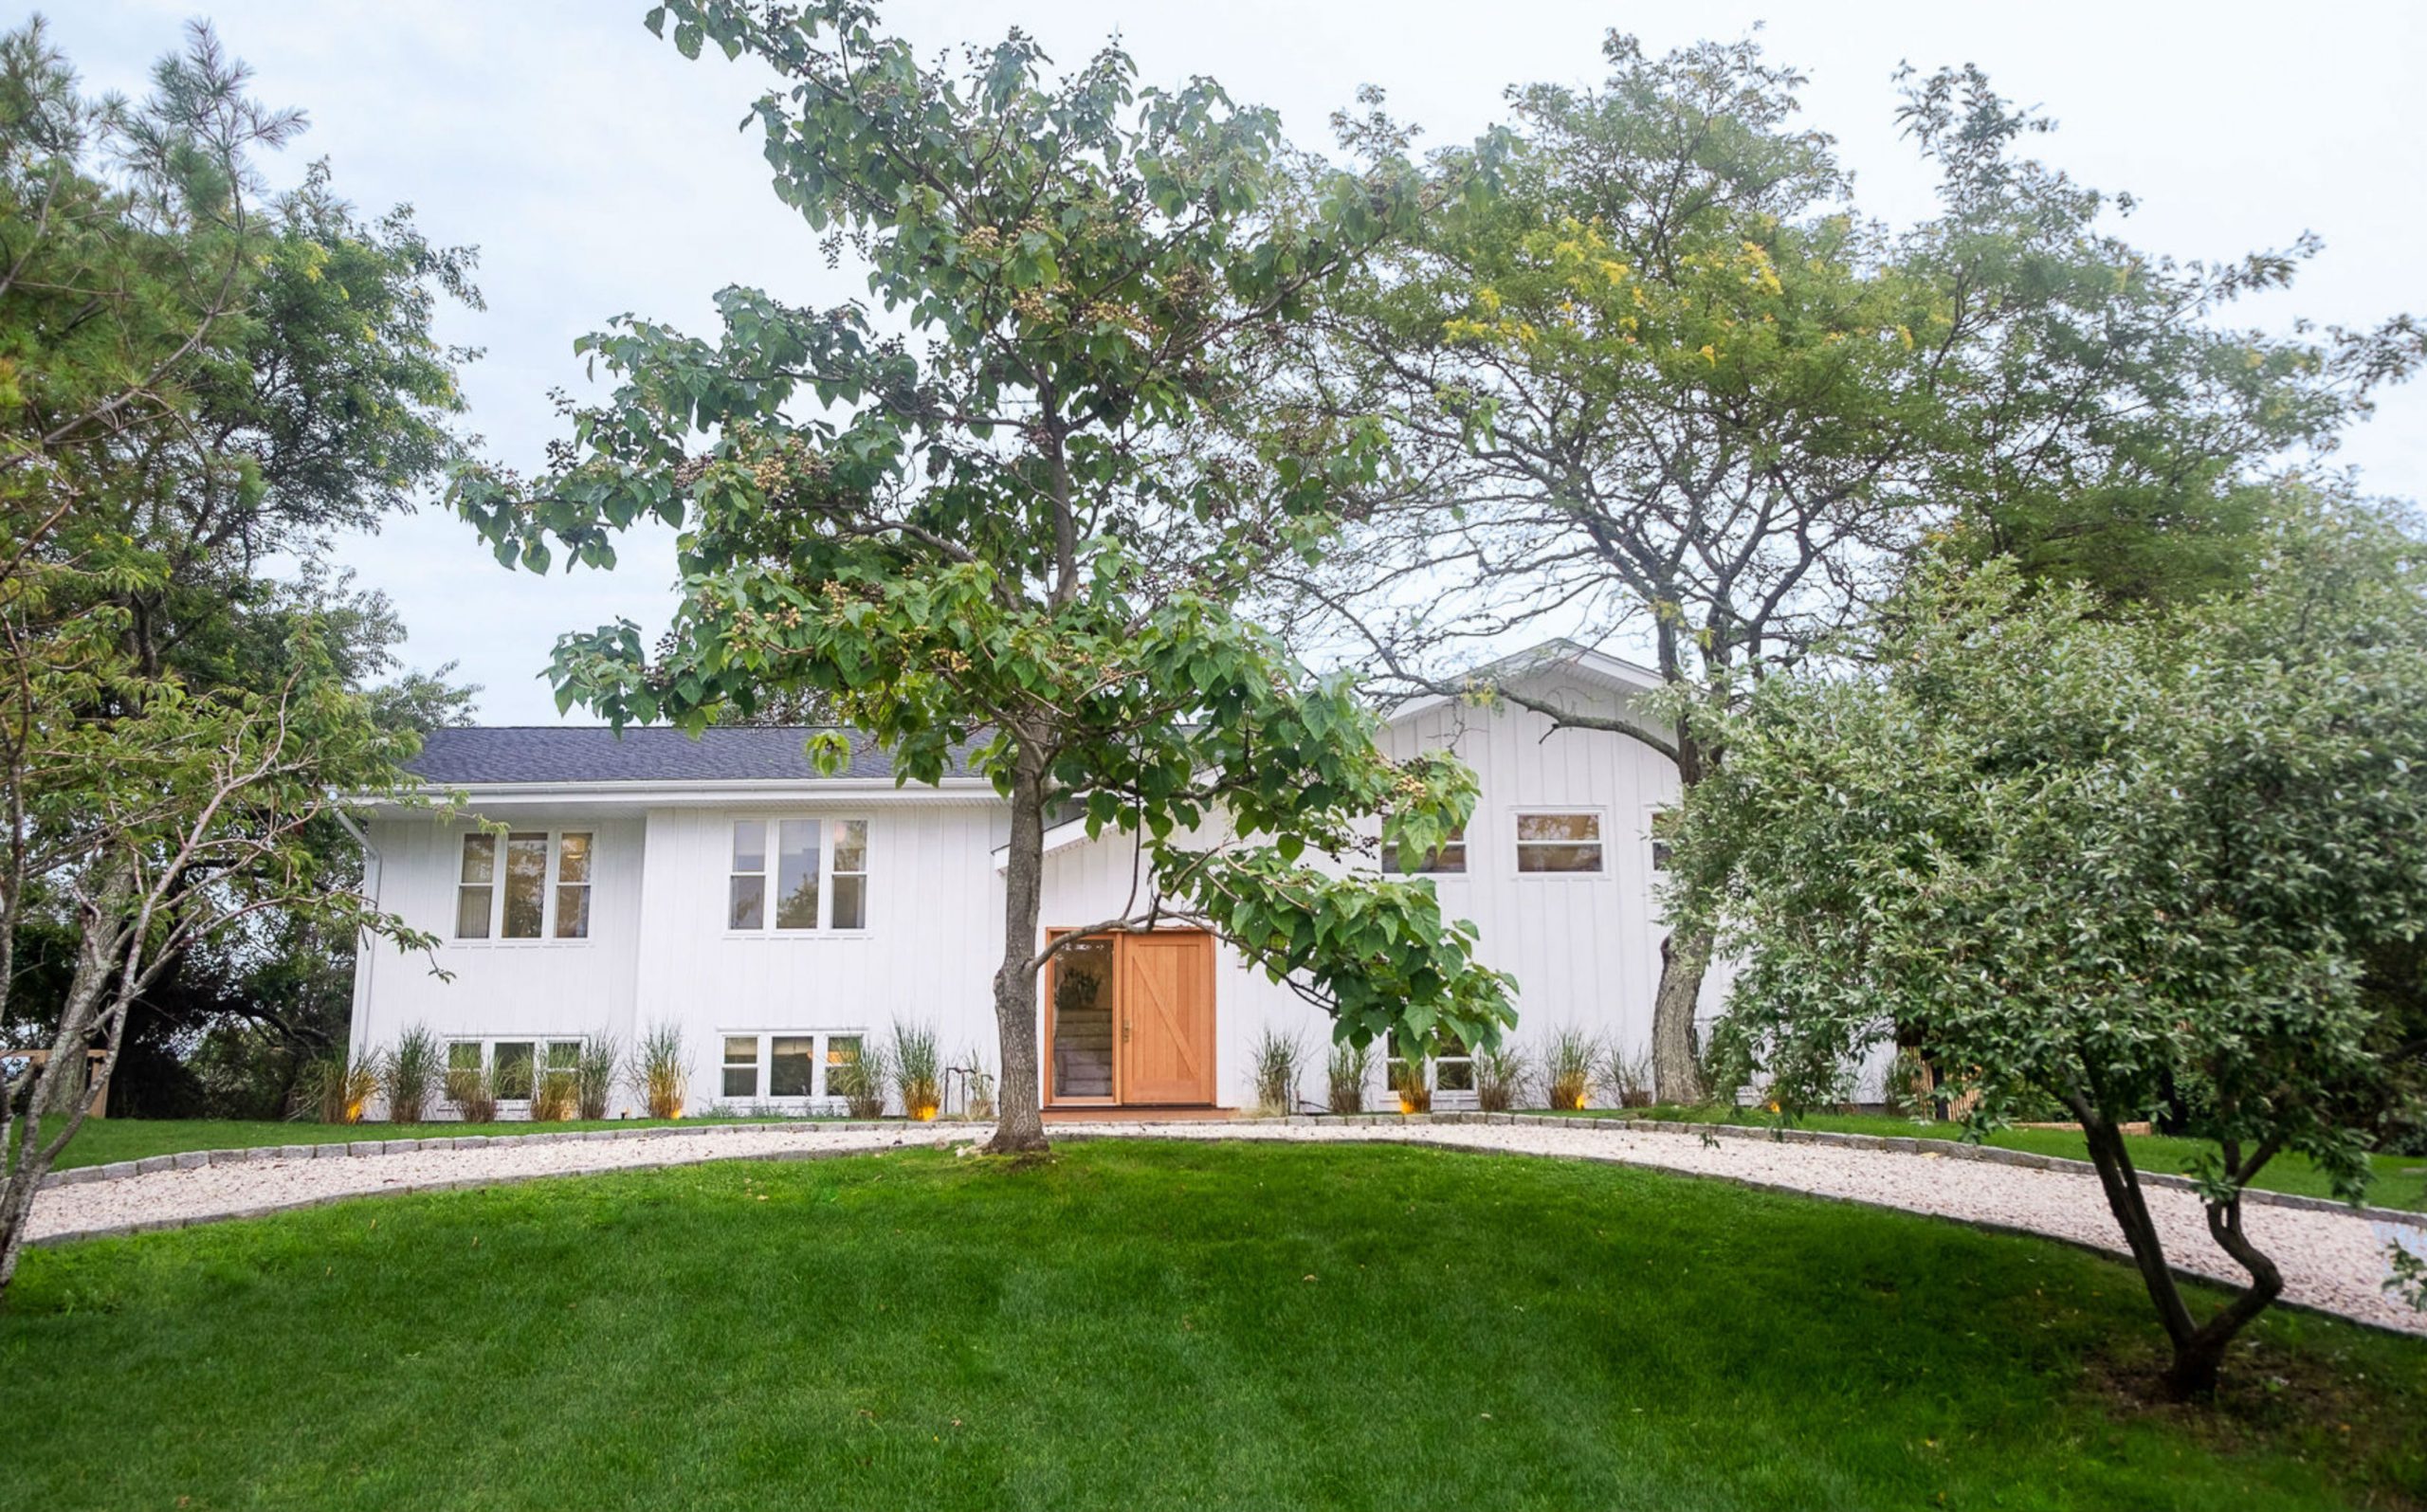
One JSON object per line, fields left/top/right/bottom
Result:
{"left": 830, "top": 821, "right": 867, "bottom": 929}
{"left": 722, "top": 1035, "right": 760, "bottom": 1100}
{"left": 770, "top": 1035, "right": 816, "bottom": 1097}
{"left": 826, "top": 1034, "right": 864, "bottom": 1088}
{"left": 727, "top": 817, "right": 870, "bottom": 932}
{"left": 493, "top": 1040, "right": 536, "bottom": 1100}
{"left": 730, "top": 822, "right": 767, "bottom": 929}
{"left": 457, "top": 835, "right": 495, "bottom": 938}
{"left": 1382, "top": 823, "right": 1467, "bottom": 876}
{"left": 554, "top": 833, "right": 593, "bottom": 938}
{"left": 455, "top": 831, "right": 595, "bottom": 940}
{"left": 1515, "top": 811, "right": 1603, "bottom": 873}
{"left": 776, "top": 820, "right": 821, "bottom": 929}
{"left": 715, "top": 1030, "right": 867, "bottom": 1105}
{"left": 1647, "top": 806, "right": 1674, "bottom": 872}
{"left": 502, "top": 832, "right": 548, "bottom": 938}
{"left": 447, "top": 1041, "right": 482, "bottom": 1076}
{"left": 1434, "top": 1032, "right": 1475, "bottom": 1093}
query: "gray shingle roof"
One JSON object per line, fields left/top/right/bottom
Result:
{"left": 405, "top": 726, "right": 984, "bottom": 785}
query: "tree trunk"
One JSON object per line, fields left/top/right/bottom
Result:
{"left": 1650, "top": 713, "right": 1710, "bottom": 1105}
{"left": 1651, "top": 928, "right": 1710, "bottom": 1104}
{"left": 2067, "top": 1096, "right": 2282, "bottom": 1400}
{"left": 0, "top": 911, "right": 125, "bottom": 1299}
{"left": 984, "top": 743, "right": 1050, "bottom": 1155}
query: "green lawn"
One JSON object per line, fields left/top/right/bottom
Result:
{"left": 5, "top": 1141, "right": 2422, "bottom": 1510}
{"left": 1564, "top": 1106, "right": 2427, "bottom": 1213}
{"left": 42, "top": 1113, "right": 862, "bottom": 1171}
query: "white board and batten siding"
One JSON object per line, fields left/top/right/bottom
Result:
{"left": 348, "top": 647, "right": 1716, "bottom": 1117}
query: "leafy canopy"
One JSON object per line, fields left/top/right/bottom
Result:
{"left": 453, "top": 0, "right": 1515, "bottom": 1061}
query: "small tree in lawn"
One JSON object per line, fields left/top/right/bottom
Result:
{"left": 1671, "top": 504, "right": 2427, "bottom": 1398}
{"left": 452, "top": 1, "right": 1517, "bottom": 1153}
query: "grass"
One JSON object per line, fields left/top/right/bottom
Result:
{"left": 1560, "top": 1105, "right": 2427, "bottom": 1212}
{"left": 5, "top": 1140, "right": 2424, "bottom": 1510}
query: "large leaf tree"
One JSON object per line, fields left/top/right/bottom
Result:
{"left": 452, "top": 0, "right": 1515, "bottom": 1152}
{"left": 1292, "top": 35, "right": 2422, "bottom": 1102}
{"left": 1670, "top": 504, "right": 2427, "bottom": 1398}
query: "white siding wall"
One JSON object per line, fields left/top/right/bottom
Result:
{"left": 1032, "top": 672, "right": 1717, "bottom": 1110}
{"left": 350, "top": 813, "right": 648, "bottom": 1100}
{"left": 353, "top": 669, "right": 1713, "bottom": 1117}
{"left": 630, "top": 802, "right": 1008, "bottom": 1111}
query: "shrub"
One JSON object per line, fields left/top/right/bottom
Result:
{"left": 1880, "top": 1047, "right": 1936, "bottom": 1120}
{"left": 1248, "top": 1029, "right": 1305, "bottom": 1117}
{"left": 381, "top": 1025, "right": 442, "bottom": 1124}
{"left": 891, "top": 1020, "right": 942, "bottom": 1120}
{"left": 304, "top": 1052, "right": 379, "bottom": 1124}
{"left": 1542, "top": 1029, "right": 1599, "bottom": 1111}
{"left": 445, "top": 1065, "right": 499, "bottom": 1123}
{"left": 1474, "top": 1044, "right": 1530, "bottom": 1113}
{"left": 1325, "top": 1040, "right": 1369, "bottom": 1116}
{"left": 576, "top": 1032, "right": 621, "bottom": 1120}
{"left": 636, "top": 1021, "right": 686, "bottom": 1120}
{"left": 1390, "top": 1054, "right": 1431, "bottom": 1115}
{"left": 831, "top": 1040, "right": 889, "bottom": 1119}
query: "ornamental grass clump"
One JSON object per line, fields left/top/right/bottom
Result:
{"left": 1326, "top": 1041, "right": 1370, "bottom": 1116}
{"left": 1391, "top": 1054, "right": 1432, "bottom": 1115}
{"left": 1248, "top": 1029, "right": 1305, "bottom": 1117}
{"left": 890, "top": 1020, "right": 942, "bottom": 1120}
{"left": 381, "top": 1025, "right": 443, "bottom": 1124}
{"left": 637, "top": 1021, "right": 687, "bottom": 1120}
{"left": 1542, "top": 1029, "right": 1599, "bottom": 1111}
{"left": 530, "top": 1067, "right": 577, "bottom": 1122}
{"left": 576, "top": 1032, "right": 621, "bottom": 1120}
{"left": 831, "top": 1041, "right": 889, "bottom": 1119}
{"left": 1474, "top": 1044, "right": 1530, "bottom": 1113}
{"left": 445, "top": 1066, "right": 499, "bottom": 1124}
{"left": 1600, "top": 1047, "right": 1654, "bottom": 1109}
{"left": 307, "top": 1052, "right": 380, "bottom": 1124}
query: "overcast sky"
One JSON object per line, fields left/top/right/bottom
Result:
{"left": 49, "top": 1, "right": 2427, "bottom": 722}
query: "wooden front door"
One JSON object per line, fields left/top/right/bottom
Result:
{"left": 1118, "top": 931, "right": 1215, "bottom": 1104}
{"left": 1046, "top": 929, "right": 1215, "bottom": 1106}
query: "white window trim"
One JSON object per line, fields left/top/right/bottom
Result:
{"left": 722, "top": 817, "right": 874, "bottom": 938}
{"left": 1508, "top": 806, "right": 1610, "bottom": 878}
{"left": 452, "top": 828, "right": 597, "bottom": 946}
{"left": 709, "top": 1029, "right": 873, "bottom": 1108}
{"left": 442, "top": 1036, "right": 584, "bottom": 1111}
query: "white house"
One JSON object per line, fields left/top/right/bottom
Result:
{"left": 347, "top": 642, "right": 1715, "bottom": 1117}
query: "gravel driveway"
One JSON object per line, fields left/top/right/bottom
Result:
{"left": 25, "top": 1118, "right": 2426, "bottom": 1337}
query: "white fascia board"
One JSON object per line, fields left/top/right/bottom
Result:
{"left": 1384, "top": 639, "right": 1665, "bottom": 728}
{"left": 991, "top": 811, "right": 1114, "bottom": 872}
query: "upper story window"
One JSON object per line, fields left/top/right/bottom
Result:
{"left": 1382, "top": 823, "right": 1467, "bottom": 875}
{"left": 728, "top": 818, "right": 869, "bottom": 932}
{"left": 456, "top": 830, "right": 593, "bottom": 939}
{"left": 1514, "top": 811, "right": 1604, "bottom": 874}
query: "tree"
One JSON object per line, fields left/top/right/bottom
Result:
{"left": 451, "top": 0, "right": 1515, "bottom": 1153}
{"left": 1291, "top": 35, "right": 2422, "bottom": 1102}
{"left": 1670, "top": 505, "right": 2427, "bottom": 1398}
{"left": 0, "top": 20, "right": 465, "bottom": 1291}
